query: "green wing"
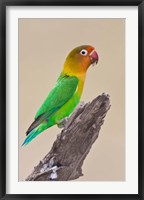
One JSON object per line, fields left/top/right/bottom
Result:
{"left": 35, "top": 75, "right": 78, "bottom": 119}
{"left": 26, "top": 75, "right": 78, "bottom": 135}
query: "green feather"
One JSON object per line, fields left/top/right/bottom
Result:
{"left": 22, "top": 75, "right": 79, "bottom": 145}
{"left": 35, "top": 75, "right": 78, "bottom": 119}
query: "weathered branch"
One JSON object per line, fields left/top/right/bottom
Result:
{"left": 26, "top": 93, "right": 110, "bottom": 181}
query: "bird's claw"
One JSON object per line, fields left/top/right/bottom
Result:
{"left": 57, "top": 117, "right": 69, "bottom": 128}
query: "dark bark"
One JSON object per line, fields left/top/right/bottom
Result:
{"left": 26, "top": 93, "right": 110, "bottom": 181}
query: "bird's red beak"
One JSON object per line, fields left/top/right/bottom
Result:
{"left": 89, "top": 50, "right": 99, "bottom": 65}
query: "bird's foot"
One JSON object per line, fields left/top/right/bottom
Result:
{"left": 57, "top": 117, "right": 69, "bottom": 128}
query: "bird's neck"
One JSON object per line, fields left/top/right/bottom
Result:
{"left": 62, "top": 59, "right": 88, "bottom": 76}
{"left": 61, "top": 61, "right": 87, "bottom": 97}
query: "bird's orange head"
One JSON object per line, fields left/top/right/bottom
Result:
{"left": 62, "top": 45, "right": 99, "bottom": 76}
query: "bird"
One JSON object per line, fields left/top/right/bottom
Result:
{"left": 22, "top": 45, "right": 99, "bottom": 145}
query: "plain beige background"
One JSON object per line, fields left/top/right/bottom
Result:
{"left": 19, "top": 19, "right": 125, "bottom": 181}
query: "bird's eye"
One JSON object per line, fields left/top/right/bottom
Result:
{"left": 80, "top": 49, "right": 88, "bottom": 56}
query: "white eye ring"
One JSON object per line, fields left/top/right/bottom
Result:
{"left": 80, "top": 49, "right": 88, "bottom": 56}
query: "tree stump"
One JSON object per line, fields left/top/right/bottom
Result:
{"left": 26, "top": 93, "right": 110, "bottom": 181}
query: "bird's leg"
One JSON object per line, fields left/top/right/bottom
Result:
{"left": 57, "top": 117, "right": 69, "bottom": 128}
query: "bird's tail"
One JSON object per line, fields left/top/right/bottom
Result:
{"left": 21, "top": 127, "right": 41, "bottom": 146}
{"left": 21, "top": 122, "right": 49, "bottom": 146}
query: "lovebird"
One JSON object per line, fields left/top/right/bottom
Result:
{"left": 22, "top": 45, "right": 99, "bottom": 145}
